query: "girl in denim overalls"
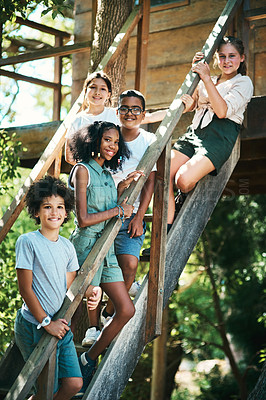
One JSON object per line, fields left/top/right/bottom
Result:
{"left": 69, "top": 121, "right": 143, "bottom": 396}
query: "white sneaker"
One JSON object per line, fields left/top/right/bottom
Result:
{"left": 100, "top": 308, "right": 113, "bottom": 327}
{"left": 81, "top": 327, "right": 101, "bottom": 346}
{"left": 128, "top": 281, "right": 141, "bottom": 297}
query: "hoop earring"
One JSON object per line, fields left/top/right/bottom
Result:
{"left": 91, "top": 151, "right": 94, "bottom": 157}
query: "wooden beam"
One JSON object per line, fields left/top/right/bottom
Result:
{"left": 150, "top": 307, "right": 168, "bottom": 400}
{"left": 0, "top": 69, "right": 59, "bottom": 88}
{"left": 47, "top": 150, "right": 62, "bottom": 178}
{"left": 135, "top": 0, "right": 150, "bottom": 96}
{"left": 15, "top": 17, "right": 71, "bottom": 38}
{"left": 35, "top": 349, "right": 56, "bottom": 400}
{"left": 145, "top": 139, "right": 171, "bottom": 342}
{"left": 1, "top": 121, "right": 61, "bottom": 159}
{"left": 244, "top": 7, "right": 266, "bottom": 21}
{"left": 0, "top": 41, "right": 91, "bottom": 66}
{"left": 53, "top": 36, "right": 63, "bottom": 120}
{"left": 151, "top": 0, "right": 189, "bottom": 13}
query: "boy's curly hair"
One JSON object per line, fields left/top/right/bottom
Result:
{"left": 69, "top": 121, "right": 130, "bottom": 172}
{"left": 25, "top": 175, "right": 74, "bottom": 225}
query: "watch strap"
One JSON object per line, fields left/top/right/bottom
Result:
{"left": 37, "top": 315, "right": 51, "bottom": 329}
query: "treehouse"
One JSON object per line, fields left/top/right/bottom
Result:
{"left": 0, "top": 1, "right": 266, "bottom": 399}
{"left": 1, "top": 0, "right": 266, "bottom": 195}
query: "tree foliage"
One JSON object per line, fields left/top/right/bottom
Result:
{"left": 0, "top": 130, "right": 25, "bottom": 195}
{"left": 0, "top": 0, "right": 73, "bottom": 25}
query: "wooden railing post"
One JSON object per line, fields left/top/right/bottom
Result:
{"left": 35, "top": 348, "right": 56, "bottom": 400}
{"left": 145, "top": 139, "right": 171, "bottom": 343}
{"left": 135, "top": 0, "right": 150, "bottom": 96}
{"left": 53, "top": 35, "right": 63, "bottom": 121}
{"left": 47, "top": 149, "right": 62, "bottom": 178}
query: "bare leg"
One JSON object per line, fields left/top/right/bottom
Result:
{"left": 86, "top": 281, "right": 135, "bottom": 360}
{"left": 105, "top": 254, "right": 138, "bottom": 316}
{"left": 53, "top": 377, "right": 83, "bottom": 400}
{"left": 175, "top": 154, "right": 215, "bottom": 192}
{"left": 88, "top": 305, "right": 100, "bottom": 328}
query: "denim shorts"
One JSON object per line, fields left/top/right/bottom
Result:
{"left": 70, "top": 229, "right": 124, "bottom": 286}
{"left": 14, "top": 309, "right": 82, "bottom": 394}
{"left": 114, "top": 213, "right": 146, "bottom": 259}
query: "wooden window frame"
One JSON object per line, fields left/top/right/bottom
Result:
{"left": 150, "top": 0, "right": 189, "bottom": 12}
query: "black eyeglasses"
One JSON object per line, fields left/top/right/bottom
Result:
{"left": 118, "top": 106, "right": 143, "bottom": 115}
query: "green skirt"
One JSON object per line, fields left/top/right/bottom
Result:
{"left": 173, "top": 115, "right": 241, "bottom": 175}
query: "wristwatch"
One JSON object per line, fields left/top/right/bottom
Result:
{"left": 37, "top": 315, "right": 51, "bottom": 329}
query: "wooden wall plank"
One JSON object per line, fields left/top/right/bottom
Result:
{"left": 127, "top": 22, "right": 214, "bottom": 72}
{"left": 148, "top": 0, "right": 226, "bottom": 33}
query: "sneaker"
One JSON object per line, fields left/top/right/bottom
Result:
{"left": 142, "top": 247, "right": 150, "bottom": 256}
{"left": 81, "top": 327, "right": 101, "bottom": 346}
{"left": 100, "top": 307, "right": 113, "bottom": 327}
{"left": 74, "top": 353, "right": 96, "bottom": 397}
{"left": 128, "top": 281, "right": 141, "bottom": 297}
{"left": 175, "top": 189, "right": 188, "bottom": 215}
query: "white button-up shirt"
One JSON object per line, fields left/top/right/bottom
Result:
{"left": 192, "top": 74, "right": 253, "bottom": 129}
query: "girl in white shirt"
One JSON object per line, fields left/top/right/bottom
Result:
{"left": 168, "top": 36, "right": 253, "bottom": 224}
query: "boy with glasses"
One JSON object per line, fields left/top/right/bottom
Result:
{"left": 101, "top": 89, "right": 157, "bottom": 323}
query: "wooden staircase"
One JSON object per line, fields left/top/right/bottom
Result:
{"left": 0, "top": 0, "right": 255, "bottom": 398}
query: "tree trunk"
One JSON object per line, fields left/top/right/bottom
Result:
{"left": 90, "top": 0, "right": 134, "bottom": 105}
{"left": 71, "top": 0, "right": 94, "bottom": 105}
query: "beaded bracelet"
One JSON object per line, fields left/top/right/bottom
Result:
{"left": 116, "top": 205, "right": 124, "bottom": 221}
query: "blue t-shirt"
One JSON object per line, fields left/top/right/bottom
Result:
{"left": 15, "top": 230, "right": 79, "bottom": 325}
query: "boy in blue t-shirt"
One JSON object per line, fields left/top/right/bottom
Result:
{"left": 14, "top": 175, "right": 101, "bottom": 399}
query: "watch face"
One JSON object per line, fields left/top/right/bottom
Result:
{"left": 44, "top": 317, "right": 50, "bottom": 324}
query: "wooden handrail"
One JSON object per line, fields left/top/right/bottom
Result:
{"left": 0, "top": 68, "right": 60, "bottom": 88}
{"left": 0, "top": 41, "right": 92, "bottom": 66}
{"left": 15, "top": 16, "right": 71, "bottom": 38}
{"left": 0, "top": 5, "right": 143, "bottom": 245}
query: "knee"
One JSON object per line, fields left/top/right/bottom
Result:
{"left": 126, "top": 303, "right": 135, "bottom": 323}
{"left": 61, "top": 377, "right": 83, "bottom": 396}
{"left": 120, "top": 302, "right": 135, "bottom": 324}
{"left": 176, "top": 171, "right": 195, "bottom": 193}
{"left": 123, "top": 259, "right": 138, "bottom": 276}
{"left": 74, "top": 377, "right": 83, "bottom": 393}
